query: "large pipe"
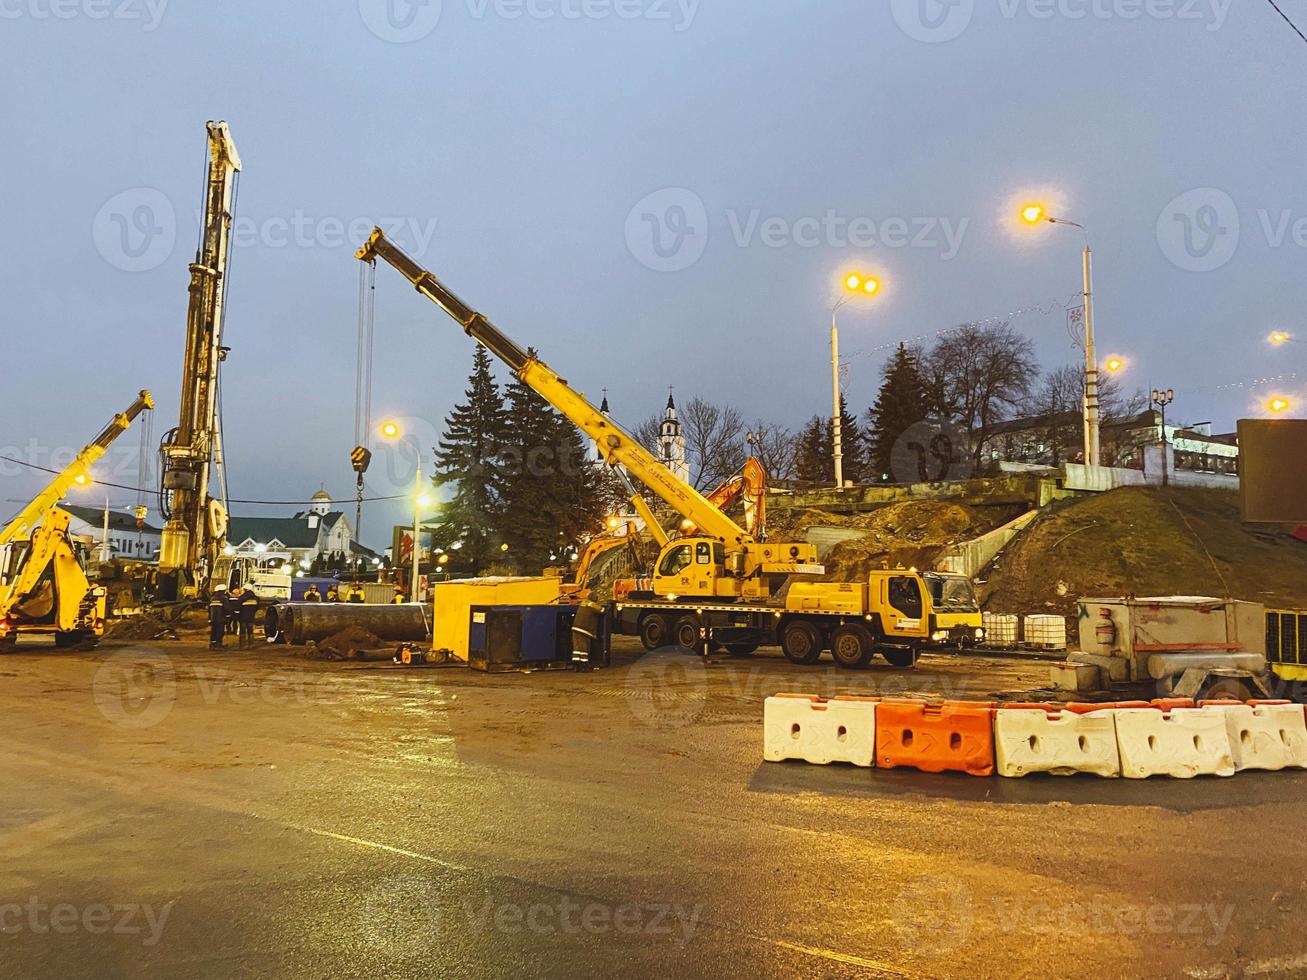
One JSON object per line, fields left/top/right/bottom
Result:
{"left": 265, "top": 602, "right": 431, "bottom": 645}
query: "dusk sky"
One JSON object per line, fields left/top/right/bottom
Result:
{"left": 2, "top": 0, "right": 1303, "bottom": 545}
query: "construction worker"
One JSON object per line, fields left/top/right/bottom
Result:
{"left": 304, "top": 583, "right": 322, "bottom": 603}
{"left": 325, "top": 584, "right": 341, "bottom": 603}
{"left": 238, "top": 586, "right": 260, "bottom": 649}
{"left": 207, "top": 586, "right": 228, "bottom": 650}
{"left": 346, "top": 583, "right": 365, "bottom": 604}
{"left": 391, "top": 585, "right": 407, "bottom": 604}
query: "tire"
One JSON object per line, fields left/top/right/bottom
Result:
{"left": 830, "top": 625, "right": 873, "bottom": 669}
{"left": 781, "top": 621, "right": 822, "bottom": 666}
{"left": 0, "top": 635, "right": 16, "bottom": 653}
{"left": 639, "top": 614, "right": 672, "bottom": 651}
{"left": 1196, "top": 676, "right": 1256, "bottom": 703}
{"left": 54, "top": 631, "right": 83, "bottom": 649}
{"left": 882, "top": 646, "right": 920, "bottom": 669}
{"left": 724, "top": 641, "right": 759, "bottom": 656}
{"left": 673, "top": 615, "right": 702, "bottom": 652}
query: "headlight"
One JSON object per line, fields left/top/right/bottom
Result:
{"left": 975, "top": 628, "right": 985, "bottom": 639}
{"left": 932, "top": 630, "right": 948, "bottom": 642}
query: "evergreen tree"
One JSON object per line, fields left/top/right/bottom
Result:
{"left": 795, "top": 415, "right": 830, "bottom": 484}
{"left": 433, "top": 345, "right": 510, "bottom": 574}
{"left": 866, "top": 343, "right": 931, "bottom": 481}
{"left": 500, "top": 349, "right": 608, "bottom": 573}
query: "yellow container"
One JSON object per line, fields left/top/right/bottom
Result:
{"left": 785, "top": 581, "right": 867, "bottom": 615}
{"left": 432, "top": 577, "right": 563, "bottom": 659}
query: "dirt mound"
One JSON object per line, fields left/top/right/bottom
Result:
{"left": 816, "top": 501, "right": 1003, "bottom": 580}
{"left": 300, "top": 625, "right": 384, "bottom": 661}
{"left": 982, "top": 486, "right": 1307, "bottom": 623}
{"left": 104, "top": 615, "right": 178, "bottom": 641}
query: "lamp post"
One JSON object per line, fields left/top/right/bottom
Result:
{"left": 1150, "top": 388, "right": 1175, "bottom": 487}
{"left": 381, "top": 420, "right": 429, "bottom": 602}
{"left": 1022, "top": 205, "right": 1101, "bottom": 467}
{"left": 830, "top": 273, "right": 881, "bottom": 489}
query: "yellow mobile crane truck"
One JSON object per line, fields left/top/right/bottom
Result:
{"left": 0, "top": 391, "right": 153, "bottom": 650}
{"left": 356, "top": 230, "right": 936, "bottom": 669}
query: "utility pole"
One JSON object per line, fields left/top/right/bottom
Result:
{"left": 1082, "top": 245, "right": 1101, "bottom": 466}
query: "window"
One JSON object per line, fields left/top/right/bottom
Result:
{"left": 888, "top": 576, "right": 924, "bottom": 618}
{"left": 657, "top": 545, "right": 693, "bottom": 577}
{"left": 695, "top": 542, "right": 712, "bottom": 565}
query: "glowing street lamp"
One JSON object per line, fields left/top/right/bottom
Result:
{"left": 1269, "top": 331, "right": 1295, "bottom": 347}
{"left": 1019, "top": 201, "right": 1102, "bottom": 466}
{"left": 381, "top": 419, "right": 426, "bottom": 602}
{"left": 1105, "top": 356, "right": 1127, "bottom": 374}
{"left": 1268, "top": 397, "right": 1292, "bottom": 414}
{"left": 830, "top": 271, "right": 884, "bottom": 489}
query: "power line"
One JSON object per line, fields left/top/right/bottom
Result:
{"left": 1265, "top": 0, "right": 1307, "bottom": 46}
{"left": 0, "top": 455, "right": 409, "bottom": 506}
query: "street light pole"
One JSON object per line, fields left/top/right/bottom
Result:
{"left": 831, "top": 297, "right": 848, "bottom": 490}
{"left": 828, "top": 273, "right": 881, "bottom": 490}
{"left": 410, "top": 455, "right": 423, "bottom": 602}
{"left": 1150, "top": 388, "right": 1175, "bottom": 487}
{"left": 1021, "top": 206, "right": 1100, "bottom": 466}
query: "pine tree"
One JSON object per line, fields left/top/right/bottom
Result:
{"left": 433, "top": 345, "right": 510, "bottom": 574}
{"left": 866, "top": 343, "right": 931, "bottom": 481}
{"left": 500, "top": 349, "right": 608, "bottom": 573}
{"left": 795, "top": 415, "right": 830, "bottom": 484}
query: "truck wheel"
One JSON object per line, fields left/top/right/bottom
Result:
{"left": 1196, "top": 676, "right": 1255, "bottom": 703}
{"left": 0, "top": 635, "right": 16, "bottom": 653}
{"left": 781, "top": 621, "right": 822, "bottom": 666}
{"left": 830, "top": 625, "right": 873, "bottom": 669}
{"left": 882, "top": 646, "right": 920, "bottom": 669}
{"left": 54, "top": 631, "right": 84, "bottom": 649}
{"left": 639, "top": 614, "right": 672, "bottom": 651}
{"left": 673, "top": 615, "right": 702, "bottom": 652}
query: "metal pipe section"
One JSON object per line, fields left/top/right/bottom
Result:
{"left": 264, "top": 602, "right": 431, "bottom": 645}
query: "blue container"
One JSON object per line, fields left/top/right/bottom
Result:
{"left": 469, "top": 604, "right": 575, "bottom": 672}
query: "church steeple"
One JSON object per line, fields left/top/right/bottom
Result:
{"left": 658, "top": 387, "right": 689, "bottom": 483}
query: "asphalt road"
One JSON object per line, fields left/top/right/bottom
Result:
{"left": 1, "top": 636, "right": 1304, "bottom": 979}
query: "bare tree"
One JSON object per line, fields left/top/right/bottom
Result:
{"left": 1023, "top": 364, "right": 1148, "bottom": 464}
{"left": 682, "top": 397, "right": 747, "bottom": 489}
{"left": 746, "top": 421, "right": 796, "bottom": 482}
{"left": 924, "top": 322, "right": 1039, "bottom": 468}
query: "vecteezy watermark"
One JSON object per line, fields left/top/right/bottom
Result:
{"left": 358, "top": 0, "right": 698, "bottom": 42}
{"left": 891, "top": 0, "right": 1231, "bottom": 44}
{"left": 894, "top": 874, "right": 976, "bottom": 956}
{"left": 0, "top": 440, "right": 145, "bottom": 481}
{"left": 0, "top": 0, "right": 169, "bottom": 30}
{"left": 990, "top": 895, "right": 1236, "bottom": 947}
{"left": 92, "top": 187, "right": 177, "bottom": 273}
{"left": 461, "top": 896, "right": 703, "bottom": 942}
{"left": 93, "top": 648, "right": 177, "bottom": 730}
{"left": 890, "top": 418, "right": 974, "bottom": 484}
{"left": 1155, "top": 188, "right": 1307, "bottom": 273}
{"left": 92, "top": 188, "right": 439, "bottom": 273}
{"left": 624, "top": 188, "right": 710, "bottom": 273}
{"left": 624, "top": 188, "right": 968, "bottom": 272}
{"left": 0, "top": 898, "right": 176, "bottom": 947}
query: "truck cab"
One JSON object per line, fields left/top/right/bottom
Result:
{"left": 923, "top": 571, "right": 984, "bottom": 648}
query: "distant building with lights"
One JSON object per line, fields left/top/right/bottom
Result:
{"left": 227, "top": 490, "right": 374, "bottom": 568}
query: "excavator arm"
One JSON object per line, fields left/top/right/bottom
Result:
{"left": 356, "top": 229, "right": 753, "bottom": 553}
{"left": 0, "top": 390, "right": 154, "bottom": 547}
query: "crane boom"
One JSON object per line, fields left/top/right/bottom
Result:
{"left": 356, "top": 229, "right": 754, "bottom": 552}
{"left": 0, "top": 391, "right": 154, "bottom": 547}
{"left": 158, "top": 120, "right": 241, "bottom": 597}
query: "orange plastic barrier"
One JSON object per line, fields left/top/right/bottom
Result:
{"left": 876, "top": 700, "right": 996, "bottom": 776}
{"left": 1151, "top": 698, "right": 1196, "bottom": 711}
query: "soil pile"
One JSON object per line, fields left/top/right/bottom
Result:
{"left": 813, "top": 501, "right": 1006, "bottom": 579}
{"left": 301, "top": 625, "right": 384, "bottom": 661}
{"left": 104, "top": 615, "right": 178, "bottom": 641}
{"left": 982, "top": 486, "right": 1307, "bottom": 620}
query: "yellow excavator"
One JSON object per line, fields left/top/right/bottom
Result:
{"left": 357, "top": 229, "right": 939, "bottom": 669}
{"left": 0, "top": 391, "right": 154, "bottom": 650}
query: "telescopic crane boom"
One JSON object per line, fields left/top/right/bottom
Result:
{"left": 356, "top": 230, "right": 750, "bottom": 549}
{"left": 157, "top": 121, "right": 241, "bottom": 599}
{"left": 356, "top": 229, "right": 820, "bottom": 602}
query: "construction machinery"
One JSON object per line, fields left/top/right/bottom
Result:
{"left": 356, "top": 229, "right": 938, "bottom": 668}
{"left": 0, "top": 391, "right": 154, "bottom": 650}
{"left": 923, "top": 571, "right": 985, "bottom": 649}
{"left": 156, "top": 121, "right": 241, "bottom": 600}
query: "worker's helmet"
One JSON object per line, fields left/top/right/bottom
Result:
{"left": 213, "top": 585, "right": 227, "bottom": 593}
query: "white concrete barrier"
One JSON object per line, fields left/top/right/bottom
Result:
{"left": 1208, "top": 703, "right": 1307, "bottom": 772}
{"left": 1112, "top": 708, "right": 1235, "bottom": 779}
{"left": 994, "top": 708, "right": 1121, "bottom": 778}
{"left": 763, "top": 695, "right": 876, "bottom": 767}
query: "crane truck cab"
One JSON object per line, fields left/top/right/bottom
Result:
{"left": 923, "top": 571, "right": 985, "bottom": 648}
